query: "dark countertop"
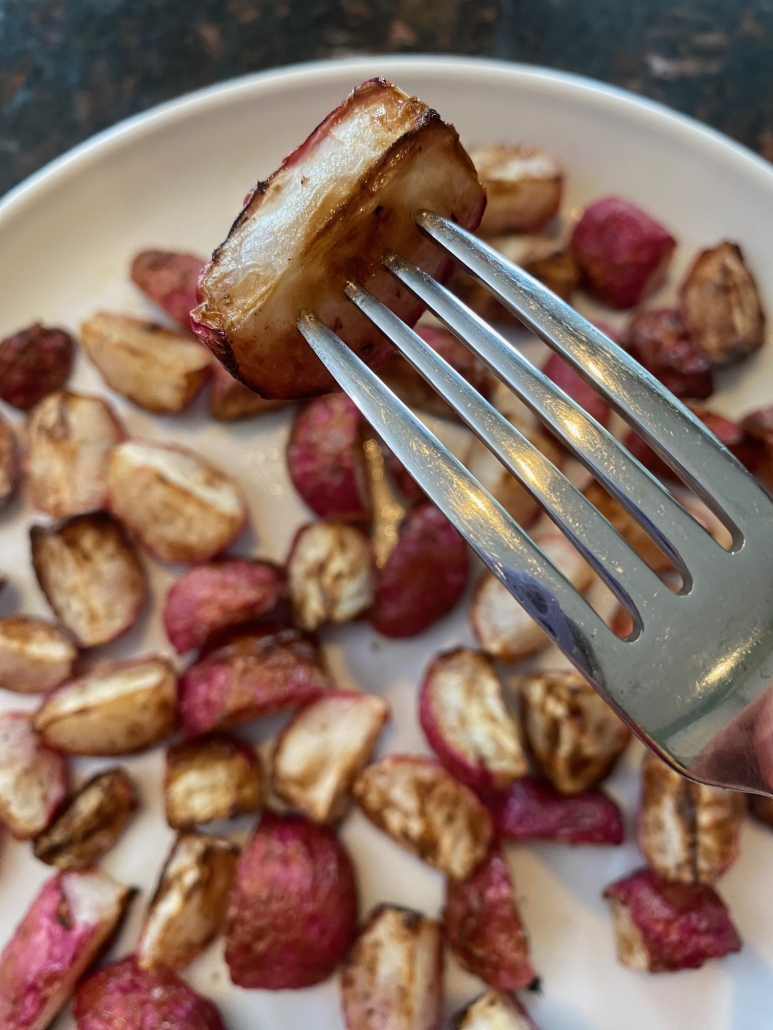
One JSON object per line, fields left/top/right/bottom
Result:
{"left": 2, "top": 0, "right": 773, "bottom": 197}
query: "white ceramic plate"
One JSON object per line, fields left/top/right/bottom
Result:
{"left": 1, "top": 56, "right": 773, "bottom": 1030}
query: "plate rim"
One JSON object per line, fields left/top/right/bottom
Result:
{"left": 3, "top": 53, "right": 773, "bottom": 227}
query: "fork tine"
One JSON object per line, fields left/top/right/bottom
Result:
{"left": 296, "top": 309, "right": 611, "bottom": 675}
{"left": 385, "top": 249, "right": 727, "bottom": 579}
{"left": 416, "top": 211, "right": 772, "bottom": 531}
{"left": 344, "top": 279, "right": 676, "bottom": 623}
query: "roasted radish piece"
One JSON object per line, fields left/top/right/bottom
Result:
{"left": 0, "top": 415, "right": 18, "bottom": 509}
{"left": 419, "top": 649, "right": 527, "bottom": 790}
{"left": 471, "top": 145, "right": 563, "bottom": 235}
{"left": 130, "top": 249, "right": 205, "bottom": 331}
{"left": 287, "top": 393, "right": 370, "bottom": 521}
{"left": 625, "top": 308, "right": 713, "bottom": 400}
{"left": 138, "top": 832, "right": 239, "bottom": 971}
{"left": 486, "top": 775, "right": 624, "bottom": 845}
{"left": 272, "top": 691, "right": 389, "bottom": 823}
{"left": 0, "top": 711, "right": 67, "bottom": 839}
{"left": 73, "top": 957, "right": 224, "bottom": 1030}
{"left": 287, "top": 521, "right": 375, "bottom": 630}
{"left": 30, "top": 513, "right": 146, "bottom": 647}
{"left": 34, "top": 656, "right": 177, "bottom": 755}
{"left": 25, "top": 391, "right": 125, "bottom": 518}
{"left": 165, "top": 733, "right": 262, "bottom": 827}
{"left": 80, "top": 312, "right": 211, "bottom": 414}
{"left": 749, "top": 792, "right": 773, "bottom": 827}
{"left": 571, "top": 197, "right": 676, "bottom": 309}
{"left": 107, "top": 439, "right": 247, "bottom": 563}
{"left": 0, "top": 323, "right": 74, "bottom": 411}
{"left": 444, "top": 844, "right": 535, "bottom": 990}
{"left": 225, "top": 812, "right": 357, "bottom": 988}
{"left": 680, "top": 241, "right": 765, "bottom": 365}
{"left": 520, "top": 670, "right": 630, "bottom": 794}
{"left": 179, "top": 624, "right": 329, "bottom": 736}
{"left": 0, "top": 869, "right": 131, "bottom": 1030}
{"left": 340, "top": 905, "right": 443, "bottom": 1030}
{"left": 542, "top": 352, "right": 611, "bottom": 426}
{"left": 455, "top": 990, "right": 538, "bottom": 1030}
{"left": 638, "top": 751, "right": 743, "bottom": 885}
{"left": 163, "top": 558, "right": 288, "bottom": 654}
{"left": 369, "top": 503, "right": 469, "bottom": 638}
{"left": 0, "top": 617, "right": 77, "bottom": 694}
{"left": 465, "top": 427, "right": 563, "bottom": 528}
{"left": 584, "top": 481, "right": 672, "bottom": 573}
{"left": 603, "top": 866, "right": 741, "bottom": 972}
{"left": 354, "top": 755, "right": 492, "bottom": 879}
{"left": 193, "top": 78, "right": 485, "bottom": 398}
{"left": 378, "top": 326, "right": 492, "bottom": 420}
{"left": 471, "top": 529, "right": 594, "bottom": 660}
{"left": 383, "top": 444, "right": 425, "bottom": 502}
{"left": 33, "top": 767, "right": 138, "bottom": 869}
{"left": 209, "top": 362, "right": 286, "bottom": 420}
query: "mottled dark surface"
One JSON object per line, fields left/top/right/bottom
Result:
{"left": 2, "top": 0, "right": 773, "bottom": 196}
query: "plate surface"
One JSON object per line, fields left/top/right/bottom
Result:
{"left": 1, "top": 55, "right": 773, "bottom": 1030}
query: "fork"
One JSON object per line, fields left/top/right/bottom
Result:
{"left": 297, "top": 211, "right": 773, "bottom": 796}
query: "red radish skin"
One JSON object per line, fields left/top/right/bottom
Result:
{"left": 571, "top": 197, "right": 676, "bottom": 309}
{"left": 131, "top": 250, "right": 205, "bottom": 332}
{"left": 163, "top": 559, "right": 288, "bottom": 653}
{"left": 603, "top": 866, "right": 741, "bottom": 972}
{"left": 483, "top": 775, "right": 624, "bottom": 845}
{"left": 444, "top": 844, "right": 535, "bottom": 990}
{"left": 73, "top": 956, "right": 224, "bottom": 1030}
{"left": 0, "top": 325, "right": 74, "bottom": 411}
{"left": 541, "top": 352, "right": 610, "bottom": 426}
{"left": 287, "top": 393, "right": 370, "bottom": 521}
{"left": 225, "top": 812, "right": 358, "bottom": 989}
{"left": 369, "top": 504, "right": 469, "bottom": 638}
{"left": 625, "top": 308, "right": 713, "bottom": 399}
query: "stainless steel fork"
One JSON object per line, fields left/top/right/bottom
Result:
{"left": 297, "top": 211, "right": 773, "bottom": 796}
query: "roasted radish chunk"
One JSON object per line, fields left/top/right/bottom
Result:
{"left": 273, "top": 691, "right": 389, "bottom": 823}
{"left": 209, "top": 362, "right": 286, "bottom": 420}
{"left": 193, "top": 78, "right": 485, "bottom": 399}
{"left": 0, "top": 711, "right": 67, "bottom": 839}
{"left": 471, "top": 145, "right": 563, "bottom": 235}
{"left": 638, "top": 751, "right": 743, "bottom": 885}
{"left": 542, "top": 352, "right": 611, "bottom": 426}
{"left": 680, "top": 241, "right": 765, "bottom": 365}
{"left": 603, "top": 866, "right": 741, "bottom": 972}
{"left": 520, "top": 670, "right": 630, "bottom": 794}
{"left": 0, "top": 617, "right": 77, "bottom": 694}
{"left": 179, "top": 624, "right": 329, "bottom": 736}
{"left": 287, "top": 393, "right": 370, "bottom": 521}
{"left": 107, "top": 439, "right": 247, "bottom": 563}
{"left": 73, "top": 957, "right": 224, "bottom": 1030}
{"left": 455, "top": 990, "right": 538, "bottom": 1030}
{"left": 0, "top": 415, "right": 18, "bottom": 509}
{"left": 25, "top": 391, "right": 125, "bottom": 518}
{"left": 163, "top": 558, "right": 288, "bottom": 653}
{"left": 34, "top": 656, "right": 177, "bottom": 755}
{"left": 571, "top": 197, "right": 676, "bottom": 309}
{"left": 225, "top": 812, "right": 358, "bottom": 988}
{"left": 471, "top": 529, "right": 594, "bottom": 660}
{"left": 354, "top": 755, "right": 491, "bottom": 880}
{"left": 130, "top": 249, "right": 205, "bottom": 331}
{"left": 80, "top": 312, "right": 211, "bottom": 414}
{"left": 749, "top": 792, "right": 773, "bottom": 827}
{"left": 369, "top": 503, "right": 469, "bottom": 638}
{"left": 444, "top": 844, "right": 534, "bottom": 990}
{"left": 341, "top": 905, "right": 443, "bottom": 1030}
{"left": 33, "top": 767, "right": 138, "bottom": 869}
{"left": 287, "top": 521, "right": 375, "bottom": 631}
{"left": 0, "top": 323, "right": 74, "bottom": 411}
{"left": 625, "top": 308, "right": 713, "bottom": 400}
{"left": 165, "top": 733, "right": 262, "bottom": 827}
{"left": 0, "top": 869, "right": 131, "bottom": 1030}
{"left": 30, "top": 513, "right": 146, "bottom": 647}
{"left": 419, "top": 648, "right": 527, "bottom": 790}
{"left": 378, "top": 326, "right": 491, "bottom": 420}
{"left": 137, "top": 832, "right": 238, "bottom": 971}
{"left": 584, "top": 481, "right": 672, "bottom": 573}
{"left": 486, "top": 775, "right": 624, "bottom": 845}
